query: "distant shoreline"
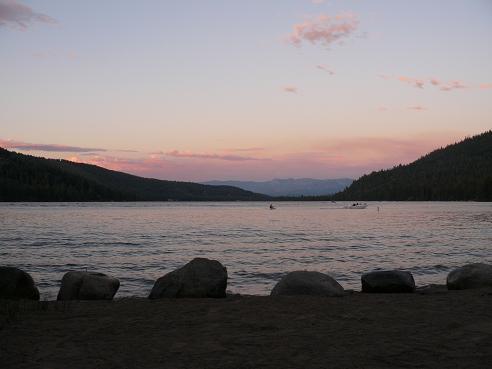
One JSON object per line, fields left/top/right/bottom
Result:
{"left": 1, "top": 199, "right": 491, "bottom": 203}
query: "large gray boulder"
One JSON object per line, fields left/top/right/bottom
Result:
{"left": 270, "top": 271, "right": 344, "bottom": 297}
{"left": 361, "top": 270, "right": 415, "bottom": 293}
{"left": 57, "top": 271, "right": 120, "bottom": 300}
{"left": 0, "top": 267, "right": 40, "bottom": 300}
{"left": 149, "top": 258, "right": 227, "bottom": 299}
{"left": 447, "top": 263, "right": 492, "bottom": 290}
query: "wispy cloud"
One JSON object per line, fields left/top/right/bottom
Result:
{"left": 311, "top": 0, "right": 327, "bottom": 4}
{"left": 163, "top": 150, "right": 266, "bottom": 162}
{"left": 224, "top": 147, "right": 265, "bottom": 153}
{"left": 283, "top": 85, "right": 298, "bottom": 94}
{"left": 479, "top": 83, "right": 492, "bottom": 90}
{"left": 0, "top": 139, "right": 106, "bottom": 153}
{"left": 382, "top": 74, "right": 476, "bottom": 92}
{"left": 408, "top": 105, "right": 426, "bottom": 111}
{"left": 0, "top": 0, "right": 57, "bottom": 30}
{"left": 428, "top": 78, "right": 467, "bottom": 91}
{"left": 68, "top": 154, "right": 174, "bottom": 177}
{"left": 316, "top": 64, "right": 335, "bottom": 74}
{"left": 116, "top": 149, "right": 140, "bottom": 153}
{"left": 62, "top": 133, "right": 466, "bottom": 182}
{"left": 288, "top": 13, "right": 358, "bottom": 47}
{"left": 398, "top": 76, "right": 425, "bottom": 89}
{"left": 66, "top": 150, "right": 273, "bottom": 181}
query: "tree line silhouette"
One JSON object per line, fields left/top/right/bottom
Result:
{"left": 0, "top": 148, "right": 269, "bottom": 202}
{"left": 332, "top": 131, "right": 492, "bottom": 201}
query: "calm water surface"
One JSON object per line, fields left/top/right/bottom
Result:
{"left": 1, "top": 202, "right": 491, "bottom": 299}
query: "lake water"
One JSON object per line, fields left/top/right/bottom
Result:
{"left": 1, "top": 202, "right": 491, "bottom": 300}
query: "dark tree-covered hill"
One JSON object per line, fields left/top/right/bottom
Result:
{"left": 0, "top": 148, "right": 270, "bottom": 201}
{"left": 332, "top": 130, "right": 492, "bottom": 201}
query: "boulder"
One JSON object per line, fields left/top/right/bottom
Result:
{"left": 57, "top": 271, "right": 120, "bottom": 300}
{"left": 149, "top": 258, "right": 227, "bottom": 299}
{"left": 270, "top": 271, "right": 344, "bottom": 297}
{"left": 447, "top": 263, "right": 492, "bottom": 290}
{"left": 361, "top": 270, "right": 415, "bottom": 293}
{"left": 0, "top": 267, "right": 40, "bottom": 300}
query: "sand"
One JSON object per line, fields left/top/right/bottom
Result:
{"left": 1, "top": 288, "right": 492, "bottom": 369}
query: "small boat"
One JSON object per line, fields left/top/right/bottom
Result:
{"left": 344, "top": 202, "right": 368, "bottom": 209}
{"left": 269, "top": 204, "right": 276, "bottom": 210}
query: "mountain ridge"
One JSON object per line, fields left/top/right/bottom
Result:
{"left": 0, "top": 148, "right": 270, "bottom": 202}
{"left": 332, "top": 130, "right": 492, "bottom": 201}
{"left": 203, "top": 178, "right": 353, "bottom": 197}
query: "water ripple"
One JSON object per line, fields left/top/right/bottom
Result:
{"left": 1, "top": 201, "right": 491, "bottom": 298}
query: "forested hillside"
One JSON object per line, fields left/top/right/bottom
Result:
{"left": 332, "top": 131, "right": 492, "bottom": 201}
{"left": 0, "top": 149, "right": 269, "bottom": 201}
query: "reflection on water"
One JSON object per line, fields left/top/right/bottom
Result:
{"left": 1, "top": 201, "right": 491, "bottom": 299}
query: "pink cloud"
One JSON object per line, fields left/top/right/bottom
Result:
{"left": 288, "top": 13, "right": 358, "bottom": 47}
{"left": 163, "top": 150, "right": 266, "bottom": 162}
{"left": 67, "top": 153, "right": 274, "bottom": 181}
{"left": 0, "top": 0, "right": 57, "bottom": 30}
{"left": 398, "top": 76, "right": 425, "bottom": 89}
{"left": 438, "top": 80, "right": 467, "bottom": 91}
{"left": 479, "top": 83, "right": 492, "bottom": 90}
{"left": 224, "top": 147, "right": 265, "bottom": 153}
{"left": 0, "top": 139, "right": 106, "bottom": 153}
{"left": 430, "top": 78, "right": 440, "bottom": 86}
{"left": 68, "top": 154, "right": 175, "bottom": 178}
{"left": 385, "top": 74, "right": 474, "bottom": 92}
{"left": 408, "top": 105, "right": 426, "bottom": 111}
{"left": 316, "top": 64, "right": 335, "bottom": 74}
{"left": 55, "top": 133, "right": 467, "bottom": 181}
{"left": 283, "top": 85, "right": 298, "bottom": 94}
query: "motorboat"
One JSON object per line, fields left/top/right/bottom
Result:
{"left": 344, "top": 202, "right": 368, "bottom": 209}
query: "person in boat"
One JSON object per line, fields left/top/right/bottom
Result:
{"left": 269, "top": 204, "right": 275, "bottom": 210}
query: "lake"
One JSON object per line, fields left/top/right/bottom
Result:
{"left": 1, "top": 202, "right": 491, "bottom": 299}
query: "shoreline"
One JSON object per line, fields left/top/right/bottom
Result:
{"left": 2, "top": 288, "right": 491, "bottom": 369}
{"left": 2, "top": 200, "right": 492, "bottom": 203}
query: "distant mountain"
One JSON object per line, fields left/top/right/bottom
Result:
{"left": 0, "top": 148, "right": 270, "bottom": 201}
{"left": 332, "top": 130, "right": 492, "bottom": 201}
{"left": 203, "top": 178, "right": 353, "bottom": 197}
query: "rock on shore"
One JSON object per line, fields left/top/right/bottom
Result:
{"left": 149, "top": 258, "right": 228, "bottom": 299}
{"left": 270, "top": 271, "right": 344, "bottom": 297}
{"left": 0, "top": 267, "right": 40, "bottom": 300}
{"left": 447, "top": 263, "right": 492, "bottom": 290}
{"left": 361, "top": 270, "right": 415, "bottom": 293}
{"left": 57, "top": 271, "right": 120, "bottom": 300}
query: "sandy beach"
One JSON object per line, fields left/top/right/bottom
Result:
{"left": 1, "top": 288, "right": 491, "bottom": 369}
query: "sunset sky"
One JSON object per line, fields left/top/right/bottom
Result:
{"left": 1, "top": 0, "right": 491, "bottom": 181}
